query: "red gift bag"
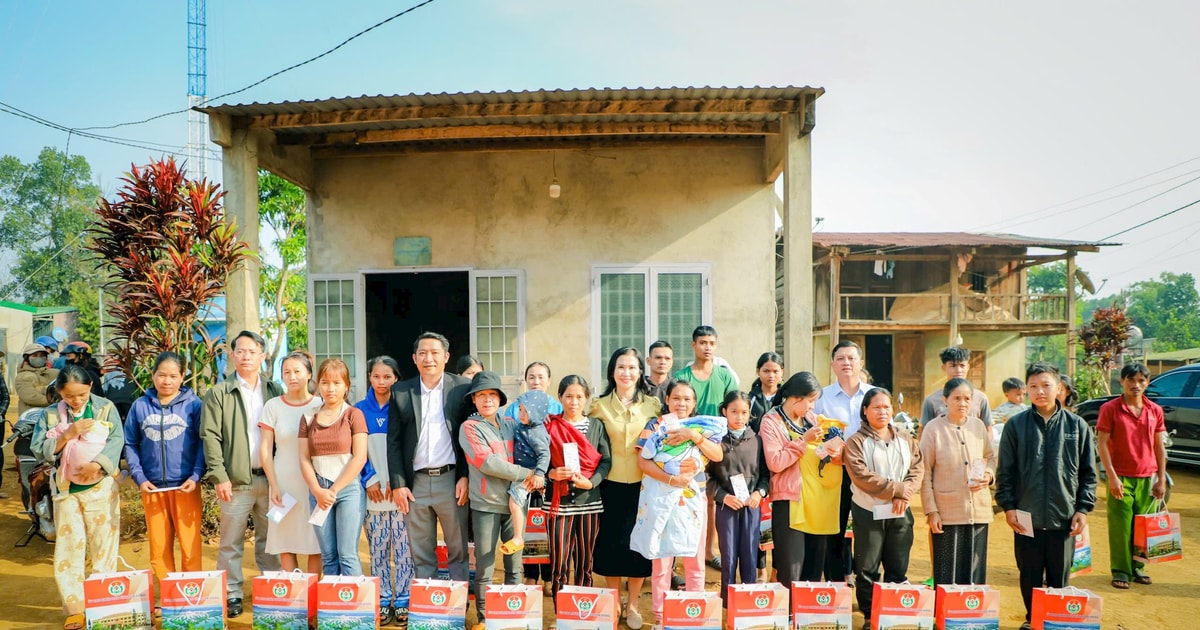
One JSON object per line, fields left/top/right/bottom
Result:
{"left": 791, "top": 581, "right": 853, "bottom": 629}
{"left": 934, "top": 584, "right": 999, "bottom": 630}
{"left": 870, "top": 583, "right": 934, "bottom": 630}
{"left": 1133, "top": 505, "right": 1183, "bottom": 564}
{"left": 726, "top": 583, "right": 788, "bottom": 630}
{"left": 663, "top": 591, "right": 722, "bottom": 630}
{"left": 524, "top": 506, "right": 551, "bottom": 565}
{"left": 317, "top": 575, "right": 380, "bottom": 629}
{"left": 409, "top": 578, "right": 469, "bottom": 630}
{"left": 484, "top": 584, "right": 543, "bottom": 630}
{"left": 556, "top": 586, "right": 619, "bottom": 630}
{"left": 252, "top": 570, "right": 318, "bottom": 628}
{"left": 160, "top": 570, "right": 227, "bottom": 626}
{"left": 84, "top": 560, "right": 154, "bottom": 630}
{"left": 1031, "top": 586, "right": 1102, "bottom": 630}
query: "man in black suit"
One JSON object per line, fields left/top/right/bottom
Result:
{"left": 387, "top": 332, "right": 473, "bottom": 580}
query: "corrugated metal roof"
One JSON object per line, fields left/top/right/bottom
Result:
{"left": 198, "top": 86, "right": 825, "bottom": 118}
{"left": 811, "top": 232, "right": 1113, "bottom": 250}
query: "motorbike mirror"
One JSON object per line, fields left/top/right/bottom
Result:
{"left": 897, "top": 393, "right": 905, "bottom": 405}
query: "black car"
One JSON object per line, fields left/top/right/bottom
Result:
{"left": 1076, "top": 363, "right": 1200, "bottom": 466}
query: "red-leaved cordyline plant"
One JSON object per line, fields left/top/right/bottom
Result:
{"left": 87, "top": 156, "right": 250, "bottom": 394}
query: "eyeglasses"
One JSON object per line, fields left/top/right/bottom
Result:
{"left": 233, "top": 349, "right": 262, "bottom": 357}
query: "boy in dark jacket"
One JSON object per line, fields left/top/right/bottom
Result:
{"left": 707, "top": 391, "right": 769, "bottom": 605}
{"left": 995, "top": 362, "right": 1098, "bottom": 630}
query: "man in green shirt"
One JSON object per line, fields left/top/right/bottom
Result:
{"left": 673, "top": 325, "right": 738, "bottom": 570}
{"left": 674, "top": 326, "right": 738, "bottom": 416}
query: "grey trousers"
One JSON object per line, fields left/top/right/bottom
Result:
{"left": 407, "top": 471, "right": 470, "bottom": 580}
{"left": 217, "top": 474, "right": 281, "bottom": 599}
{"left": 471, "top": 509, "right": 523, "bottom": 620}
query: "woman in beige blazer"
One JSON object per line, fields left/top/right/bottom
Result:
{"left": 919, "top": 377, "right": 996, "bottom": 585}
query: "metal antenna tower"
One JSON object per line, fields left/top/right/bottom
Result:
{"left": 187, "top": 0, "right": 208, "bottom": 180}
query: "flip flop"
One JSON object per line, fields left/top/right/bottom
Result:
{"left": 1134, "top": 575, "right": 1152, "bottom": 585}
{"left": 1111, "top": 579, "right": 1130, "bottom": 589}
{"left": 498, "top": 540, "right": 525, "bottom": 555}
{"left": 64, "top": 614, "right": 85, "bottom": 630}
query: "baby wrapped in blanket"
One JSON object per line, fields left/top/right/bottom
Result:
{"left": 639, "top": 413, "right": 728, "bottom": 496}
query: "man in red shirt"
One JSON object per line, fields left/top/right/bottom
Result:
{"left": 1096, "top": 362, "right": 1168, "bottom": 590}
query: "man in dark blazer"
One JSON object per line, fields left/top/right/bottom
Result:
{"left": 387, "top": 332, "right": 473, "bottom": 580}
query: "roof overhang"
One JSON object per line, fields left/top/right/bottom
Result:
{"left": 811, "top": 232, "right": 1114, "bottom": 255}
{"left": 197, "top": 86, "right": 824, "bottom": 158}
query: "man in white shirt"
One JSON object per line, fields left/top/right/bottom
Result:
{"left": 387, "top": 333, "right": 474, "bottom": 580}
{"left": 813, "top": 340, "right": 874, "bottom": 584}
{"left": 201, "top": 330, "right": 284, "bottom": 618}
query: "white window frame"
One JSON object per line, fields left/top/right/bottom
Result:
{"left": 469, "top": 269, "right": 526, "bottom": 390}
{"left": 590, "top": 264, "right": 712, "bottom": 385}
{"left": 308, "top": 273, "right": 367, "bottom": 396}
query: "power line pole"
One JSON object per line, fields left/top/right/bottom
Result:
{"left": 187, "top": 0, "right": 208, "bottom": 181}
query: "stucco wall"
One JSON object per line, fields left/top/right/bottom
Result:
{"left": 922, "top": 330, "right": 1027, "bottom": 409}
{"left": 308, "top": 145, "right": 779, "bottom": 385}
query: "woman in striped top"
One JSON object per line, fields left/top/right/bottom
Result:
{"left": 545, "top": 375, "right": 612, "bottom": 595}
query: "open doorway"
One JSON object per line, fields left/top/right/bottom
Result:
{"left": 364, "top": 271, "right": 471, "bottom": 380}
{"left": 863, "top": 334, "right": 894, "bottom": 392}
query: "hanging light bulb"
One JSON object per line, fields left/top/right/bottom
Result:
{"left": 549, "top": 150, "right": 561, "bottom": 198}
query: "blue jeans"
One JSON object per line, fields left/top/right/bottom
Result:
{"left": 311, "top": 475, "right": 366, "bottom": 576}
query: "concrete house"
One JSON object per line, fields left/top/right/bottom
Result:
{"left": 202, "top": 86, "right": 823, "bottom": 394}
{"left": 807, "top": 232, "right": 1107, "bottom": 410}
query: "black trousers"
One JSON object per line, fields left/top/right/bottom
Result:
{"left": 826, "top": 473, "right": 854, "bottom": 580}
{"left": 1013, "top": 529, "right": 1074, "bottom": 621}
{"left": 851, "top": 503, "right": 913, "bottom": 621}
{"left": 930, "top": 524, "right": 989, "bottom": 586}
{"left": 799, "top": 533, "right": 842, "bottom": 582}
{"left": 771, "top": 499, "right": 807, "bottom": 585}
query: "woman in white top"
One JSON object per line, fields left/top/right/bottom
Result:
{"left": 259, "top": 351, "right": 323, "bottom": 573}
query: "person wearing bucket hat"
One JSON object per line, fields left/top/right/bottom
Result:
{"left": 499, "top": 389, "right": 552, "bottom": 556}
{"left": 16, "top": 342, "right": 59, "bottom": 415}
{"left": 458, "top": 371, "right": 540, "bottom": 626}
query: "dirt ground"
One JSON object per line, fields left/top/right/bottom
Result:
{"left": 1, "top": 441, "right": 1196, "bottom": 630}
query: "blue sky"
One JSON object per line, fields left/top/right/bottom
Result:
{"left": 3, "top": 0, "right": 1200, "bottom": 295}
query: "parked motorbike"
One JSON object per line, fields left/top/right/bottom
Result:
{"left": 4, "top": 409, "right": 56, "bottom": 546}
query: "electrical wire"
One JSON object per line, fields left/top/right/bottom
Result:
{"left": 1097, "top": 197, "right": 1200, "bottom": 242}
{"left": 0, "top": 102, "right": 200, "bottom": 157}
{"left": 1053, "top": 172, "right": 1200, "bottom": 238}
{"left": 75, "top": 0, "right": 441, "bottom": 132}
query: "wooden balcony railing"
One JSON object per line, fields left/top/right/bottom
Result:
{"left": 837, "top": 292, "right": 1068, "bottom": 324}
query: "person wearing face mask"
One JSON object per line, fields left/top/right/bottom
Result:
{"left": 16, "top": 343, "right": 59, "bottom": 415}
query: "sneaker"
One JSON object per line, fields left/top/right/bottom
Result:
{"left": 626, "top": 605, "right": 644, "bottom": 630}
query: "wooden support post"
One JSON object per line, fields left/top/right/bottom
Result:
{"left": 1066, "top": 252, "right": 1078, "bottom": 376}
{"left": 948, "top": 253, "right": 960, "bottom": 346}
{"left": 781, "top": 112, "right": 814, "bottom": 368}
{"left": 830, "top": 253, "right": 842, "bottom": 343}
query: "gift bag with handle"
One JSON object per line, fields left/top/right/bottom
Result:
{"left": 484, "top": 584, "right": 543, "bottom": 630}
{"left": 409, "top": 578, "right": 469, "bottom": 630}
{"left": 524, "top": 504, "right": 551, "bottom": 565}
{"left": 84, "top": 557, "right": 154, "bottom": 630}
{"left": 1133, "top": 501, "right": 1183, "bottom": 564}
{"left": 555, "top": 586, "right": 619, "bottom": 630}
{"left": 871, "top": 582, "right": 934, "bottom": 630}
{"left": 1031, "top": 586, "right": 1102, "bottom": 630}
{"left": 726, "top": 583, "right": 787, "bottom": 630}
{"left": 1070, "top": 522, "right": 1093, "bottom": 576}
{"left": 160, "top": 569, "right": 227, "bottom": 627}
{"left": 252, "top": 570, "right": 319, "bottom": 629}
{"left": 662, "top": 591, "right": 722, "bottom": 630}
{"left": 934, "top": 584, "right": 999, "bottom": 630}
{"left": 316, "top": 575, "right": 380, "bottom": 629}
{"left": 758, "top": 497, "right": 773, "bottom": 552}
{"left": 791, "top": 581, "right": 853, "bottom": 630}
{"left": 437, "top": 541, "right": 478, "bottom": 596}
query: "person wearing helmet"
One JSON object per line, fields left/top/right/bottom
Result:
{"left": 16, "top": 343, "right": 59, "bottom": 416}
{"left": 63, "top": 342, "right": 103, "bottom": 396}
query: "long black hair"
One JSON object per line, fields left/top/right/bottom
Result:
{"left": 601, "top": 347, "right": 651, "bottom": 399}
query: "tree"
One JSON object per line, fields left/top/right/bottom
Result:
{"left": 1124, "top": 272, "right": 1200, "bottom": 351}
{"left": 88, "top": 157, "right": 249, "bottom": 391}
{"left": 258, "top": 171, "right": 307, "bottom": 378}
{"left": 1076, "top": 304, "right": 1131, "bottom": 397}
{"left": 0, "top": 148, "right": 103, "bottom": 333}
{"left": 1025, "top": 261, "right": 1103, "bottom": 370}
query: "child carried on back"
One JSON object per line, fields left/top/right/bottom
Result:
{"left": 499, "top": 390, "right": 551, "bottom": 555}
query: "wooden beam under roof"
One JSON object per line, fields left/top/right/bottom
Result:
{"left": 310, "top": 135, "right": 763, "bottom": 159}
{"left": 280, "top": 120, "right": 782, "bottom": 146}
{"left": 248, "top": 97, "right": 804, "bottom": 130}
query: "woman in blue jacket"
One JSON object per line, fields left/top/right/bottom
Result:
{"left": 123, "top": 351, "right": 206, "bottom": 585}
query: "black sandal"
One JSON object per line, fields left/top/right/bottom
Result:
{"left": 1111, "top": 579, "right": 1130, "bottom": 589}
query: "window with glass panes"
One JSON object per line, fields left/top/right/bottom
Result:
{"left": 474, "top": 273, "right": 521, "bottom": 377}
{"left": 311, "top": 277, "right": 358, "bottom": 379}
{"left": 594, "top": 266, "right": 710, "bottom": 378}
